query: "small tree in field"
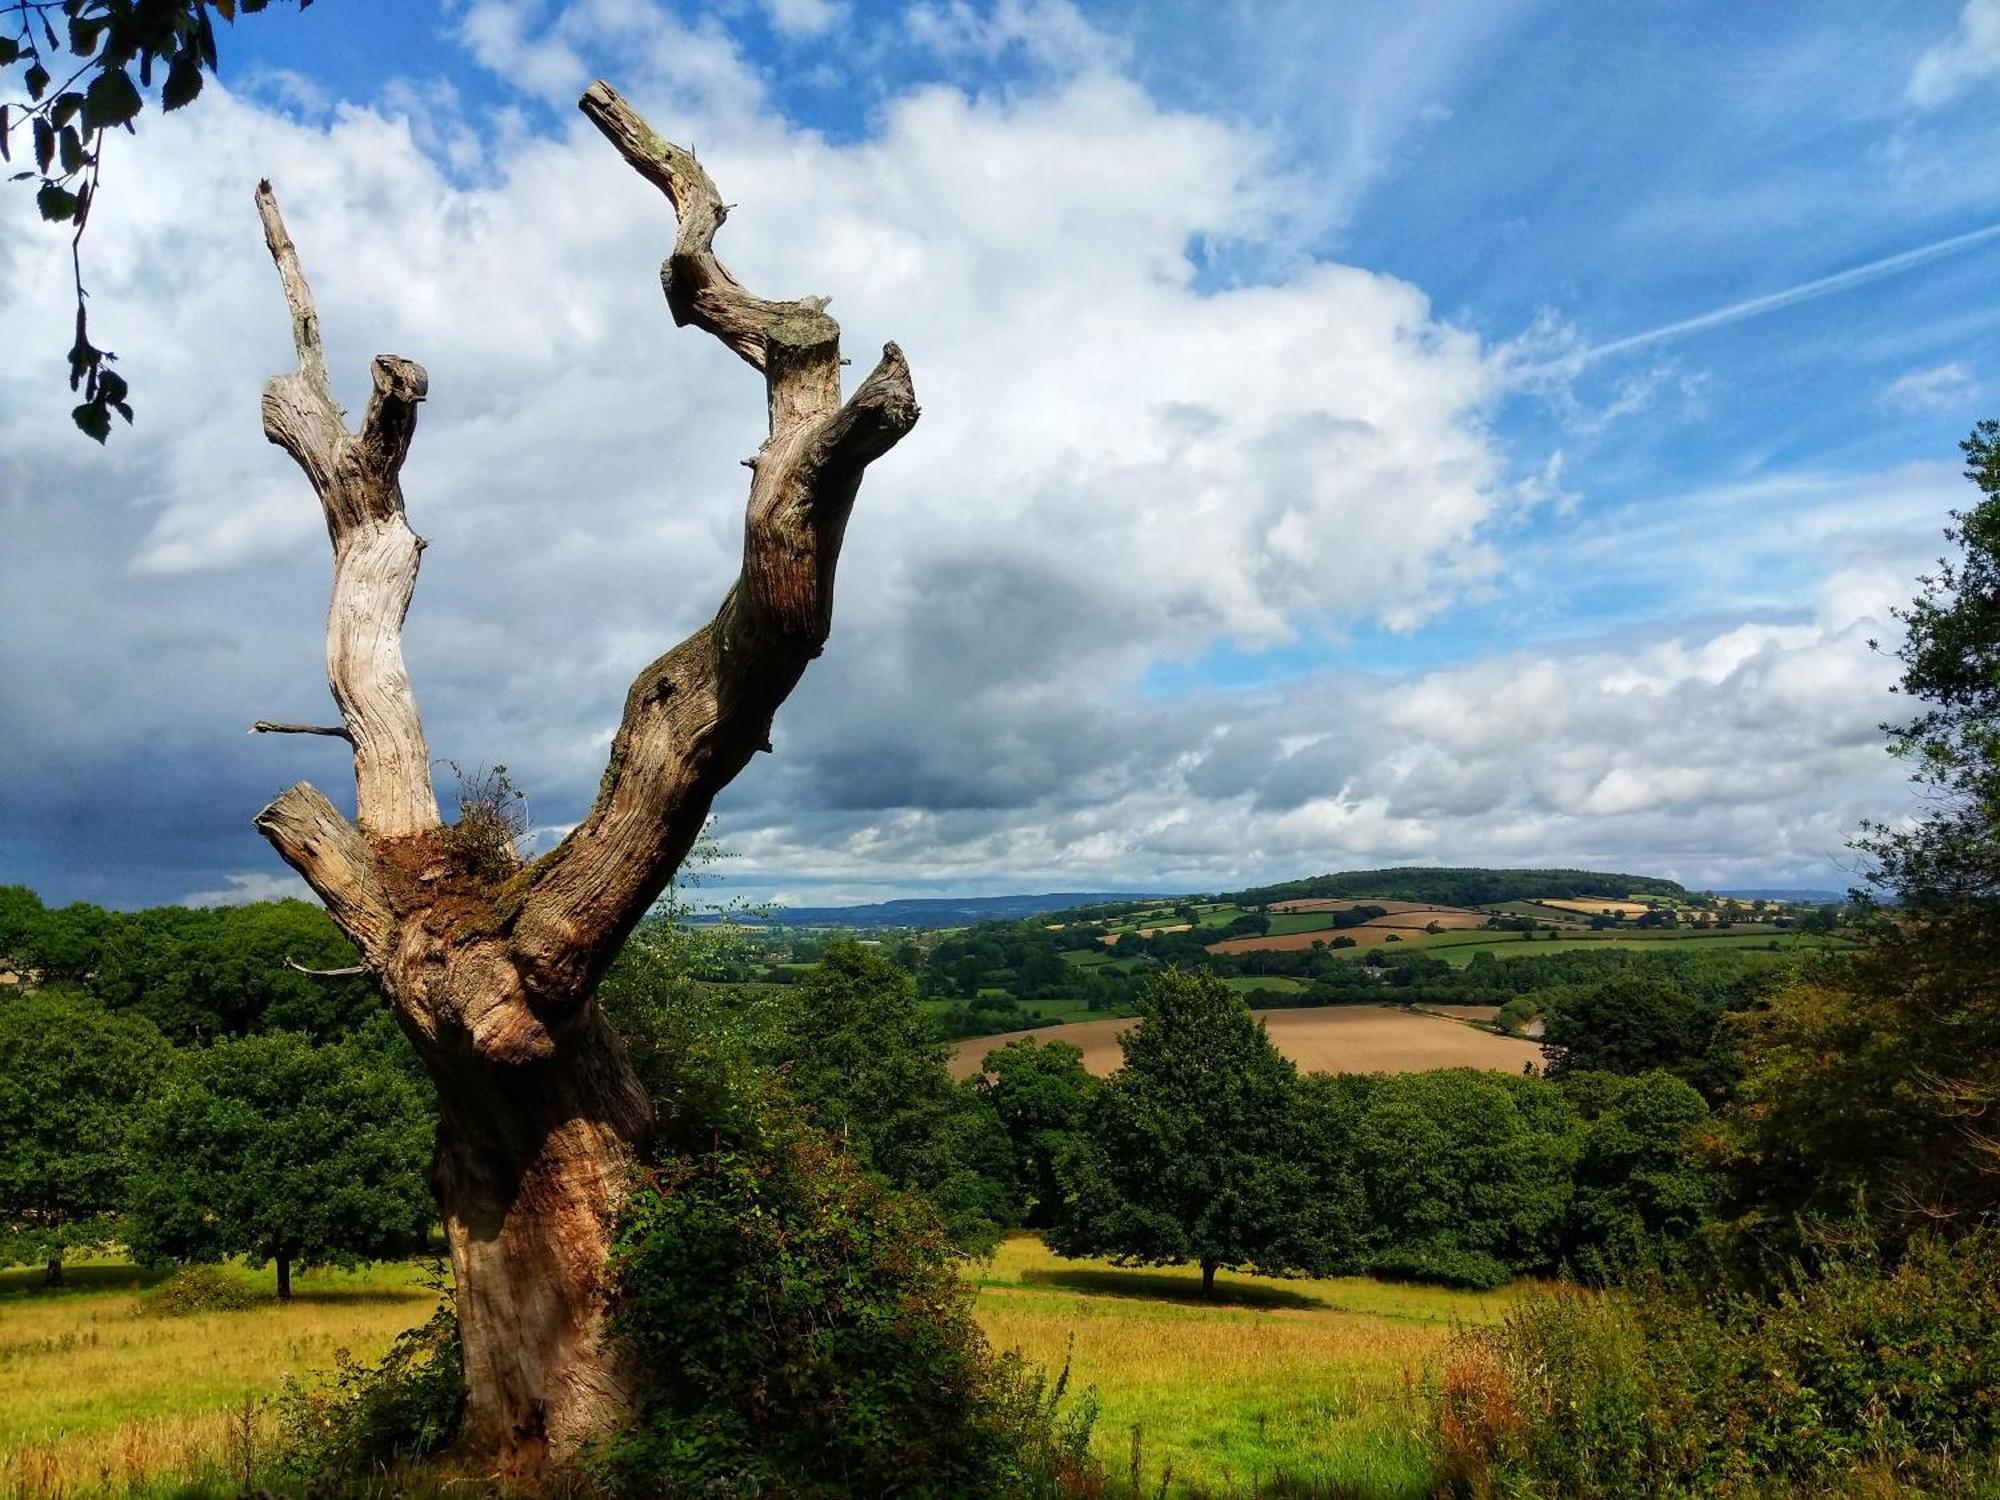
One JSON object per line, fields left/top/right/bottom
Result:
{"left": 128, "top": 1031, "right": 431, "bottom": 1298}
{"left": 1048, "top": 970, "right": 1309, "bottom": 1296}
{"left": 0, "top": 989, "right": 168, "bottom": 1283}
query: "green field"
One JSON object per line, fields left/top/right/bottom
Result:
{"left": 1221, "top": 974, "right": 1308, "bottom": 995}
{"left": 1423, "top": 931, "right": 1851, "bottom": 967}
{"left": 0, "top": 1242, "right": 1501, "bottom": 1498}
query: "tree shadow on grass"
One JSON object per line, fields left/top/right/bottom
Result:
{"left": 1017, "top": 1265, "right": 1328, "bottom": 1311}
{"left": 0, "top": 1263, "right": 171, "bottom": 1298}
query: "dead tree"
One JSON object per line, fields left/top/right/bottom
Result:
{"left": 248, "top": 80, "right": 918, "bottom": 1472}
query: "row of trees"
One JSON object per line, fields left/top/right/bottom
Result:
{"left": 0, "top": 987, "right": 430, "bottom": 1292}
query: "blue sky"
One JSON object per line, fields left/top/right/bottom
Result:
{"left": 4, "top": 0, "right": 1999, "bottom": 907}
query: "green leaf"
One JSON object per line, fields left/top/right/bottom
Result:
{"left": 82, "top": 67, "right": 142, "bottom": 132}
{"left": 25, "top": 62, "right": 50, "bottom": 100}
{"left": 32, "top": 118, "right": 53, "bottom": 173}
{"left": 72, "top": 399, "right": 112, "bottom": 444}
{"left": 162, "top": 55, "right": 202, "bottom": 111}
{"left": 37, "top": 182, "right": 80, "bottom": 220}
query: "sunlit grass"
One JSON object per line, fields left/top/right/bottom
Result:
{"left": 2, "top": 1241, "right": 1495, "bottom": 1497}
{"left": 971, "top": 1236, "right": 1515, "bottom": 1496}
{"left": 0, "top": 1257, "right": 439, "bottom": 1494}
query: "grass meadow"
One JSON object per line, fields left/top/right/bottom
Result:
{"left": 0, "top": 1258, "right": 440, "bottom": 1496}
{"left": 0, "top": 1239, "right": 1503, "bottom": 1498}
{"left": 975, "top": 1236, "right": 1509, "bottom": 1497}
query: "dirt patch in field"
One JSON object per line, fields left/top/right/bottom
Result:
{"left": 1099, "top": 924, "right": 1192, "bottom": 944}
{"left": 1362, "top": 911, "right": 1491, "bottom": 932}
{"left": 1207, "top": 926, "right": 1415, "bottom": 955}
{"left": 1537, "top": 899, "right": 1655, "bottom": 918}
{"left": 951, "top": 1006, "right": 1544, "bottom": 1081}
{"left": 1267, "top": 898, "right": 1466, "bottom": 915}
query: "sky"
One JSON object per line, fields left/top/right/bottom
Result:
{"left": 4, "top": 0, "right": 2000, "bottom": 910}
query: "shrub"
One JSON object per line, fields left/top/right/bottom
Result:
{"left": 274, "top": 1299, "right": 465, "bottom": 1485}
{"left": 1432, "top": 1227, "right": 2000, "bottom": 1496}
{"left": 140, "top": 1264, "right": 261, "bottom": 1315}
{"left": 595, "top": 1099, "right": 1099, "bottom": 1498}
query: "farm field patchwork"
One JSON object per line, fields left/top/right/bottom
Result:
{"left": 950, "top": 1004, "right": 1545, "bottom": 1080}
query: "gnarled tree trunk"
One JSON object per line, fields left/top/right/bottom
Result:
{"left": 244, "top": 81, "right": 917, "bottom": 1477}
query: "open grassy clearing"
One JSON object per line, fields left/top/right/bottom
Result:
{"left": 950, "top": 1004, "right": 1544, "bottom": 1080}
{"left": 974, "top": 1235, "right": 1514, "bottom": 1496}
{"left": 0, "top": 1240, "right": 1508, "bottom": 1499}
{"left": 0, "top": 1259, "right": 440, "bottom": 1492}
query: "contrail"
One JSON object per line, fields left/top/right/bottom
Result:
{"left": 1582, "top": 221, "right": 2000, "bottom": 365}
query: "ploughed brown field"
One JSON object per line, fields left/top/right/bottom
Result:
{"left": 949, "top": 1004, "right": 1545, "bottom": 1081}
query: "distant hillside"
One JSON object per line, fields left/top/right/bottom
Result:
{"left": 756, "top": 892, "right": 1163, "bottom": 928}
{"left": 1718, "top": 888, "right": 1847, "bottom": 904}
{"left": 1224, "top": 867, "right": 1688, "bottom": 908}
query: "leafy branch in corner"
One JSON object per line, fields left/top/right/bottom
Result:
{"left": 2, "top": 0, "right": 311, "bottom": 442}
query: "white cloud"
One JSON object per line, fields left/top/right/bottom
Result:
{"left": 905, "top": 0, "right": 1124, "bottom": 74}
{"left": 1909, "top": 0, "right": 2000, "bottom": 108}
{"left": 0, "top": 0, "right": 1957, "bottom": 907}
{"left": 759, "top": 0, "right": 845, "bottom": 38}
{"left": 1880, "top": 360, "right": 1981, "bottom": 414}
{"left": 183, "top": 872, "right": 315, "bottom": 907}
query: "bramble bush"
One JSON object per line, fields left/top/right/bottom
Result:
{"left": 1432, "top": 1226, "right": 2000, "bottom": 1497}
{"left": 593, "top": 1093, "right": 1100, "bottom": 1498}
{"left": 275, "top": 1297, "right": 465, "bottom": 1487}
{"left": 140, "top": 1263, "right": 261, "bottom": 1316}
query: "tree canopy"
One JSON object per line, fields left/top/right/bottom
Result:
{"left": 127, "top": 1030, "right": 431, "bottom": 1297}
{"left": 1047, "top": 969, "right": 1310, "bottom": 1295}
{"left": 0, "top": 986, "right": 168, "bottom": 1280}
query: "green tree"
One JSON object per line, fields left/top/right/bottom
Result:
{"left": 1346, "top": 1069, "right": 1579, "bottom": 1283}
{"left": 0, "top": 988, "right": 169, "bottom": 1282}
{"left": 1716, "top": 423, "right": 2000, "bottom": 1252}
{"left": 1048, "top": 970, "right": 1308, "bottom": 1296}
{"left": 1558, "top": 1069, "right": 1712, "bottom": 1282}
{"left": 128, "top": 1031, "right": 431, "bottom": 1298}
{"left": 972, "top": 1037, "right": 1098, "bottom": 1229}
{"left": 772, "top": 941, "right": 1015, "bottom": 1251}
{"left": 1542, "top": 972, "right": 1733, "bottom": 1099}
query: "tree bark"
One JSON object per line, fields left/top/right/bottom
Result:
{"left": 276, "top": 1249, "right": 292, "bottom": 1302}
{"left": 44, "top": 1250, "right": 62, "bottom": 1288}
{"left": 243, "top": 82, "right": 916, "bottom": 1482}
{"left": 1201, "top": 1259, "right": 1217, "bottom": 1298}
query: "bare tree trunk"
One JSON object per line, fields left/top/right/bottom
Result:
{"left": 1201, "top": 1259, "right": 1217, "bottom": 1298}
{"left": 276, "top": 1249, "right": 292, "bottom": 1302}
{"left": 242, "top": 79, "right": 917, "bottom": 1481}
{"left": 429, "top": 1002, "right": 653, "bottom": 1461}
